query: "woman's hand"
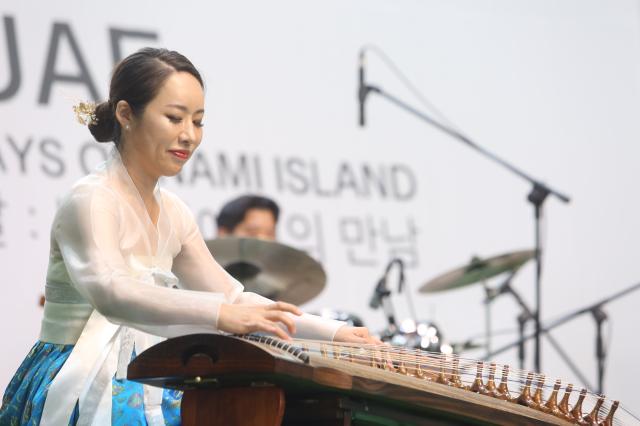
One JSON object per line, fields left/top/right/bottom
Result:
{"left": 333, "top": 325, "right": 383, "bottom": 345}
{"left": 217, "top": 301, "right": 303, "bottom": 340}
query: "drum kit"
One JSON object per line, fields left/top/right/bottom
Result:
{"left": 205, "top": 238, "right": 326, "bottom": 306}
{"left": 205, "top": 237, "right": 535, "bottom": 355}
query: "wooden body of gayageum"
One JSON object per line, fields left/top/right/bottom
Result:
{"left": 127, "top": 334, "right": 628, "bottom": 426}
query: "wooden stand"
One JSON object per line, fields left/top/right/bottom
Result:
{"left": 181, "top": 386, "right": 285, "bottom": 426}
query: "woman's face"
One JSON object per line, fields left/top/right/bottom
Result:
{"left": 124, "top": 71, "right": 205, "bottom": 178}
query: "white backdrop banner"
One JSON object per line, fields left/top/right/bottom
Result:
{"left": 1, "top": 0, "right": 640, "bottom": 413}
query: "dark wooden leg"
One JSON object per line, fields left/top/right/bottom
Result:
{"left": 181, "top": 386, "right": 285, "bottom": 426}
{"left": 282, "top": 396, "right": 352, "bottom": 426}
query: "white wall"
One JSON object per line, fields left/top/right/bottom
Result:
{"left": 1, "top": 0, "right": 639, "bottom": 414}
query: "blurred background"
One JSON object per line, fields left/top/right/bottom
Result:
{"left": 1, "top": 0, "right": 639, "bottom": 414}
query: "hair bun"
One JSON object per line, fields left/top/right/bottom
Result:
{"left": 88, "top": 101, "right": 116, "bottom": 143}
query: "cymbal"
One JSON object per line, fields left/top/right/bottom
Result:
{"left": 205, "top": 237, "right": 326, "bottom": 305}
{"left": 419, "top": 249, "right": 535, "bottom": 293}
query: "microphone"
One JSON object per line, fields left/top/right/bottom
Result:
{"left": 369, "top": 275, "right": 389, "bottom": 309}
{"left": 358, "top": 49, "right": 368, "bottom": 127}
{"left": 369, "top": 258, "right": 403, "bottom": 309}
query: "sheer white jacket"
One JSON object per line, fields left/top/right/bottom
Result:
{"left": 38, "top": 148, "right": 343, "bottom": 426}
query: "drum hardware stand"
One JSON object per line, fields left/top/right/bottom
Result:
{"left": 592, "top": 306, "right": 608, "bottom": 394}
{"left": 484, "top": 271, "right": 591, "bottom": 388}
{"left": 486, "top": 281, "right": 640, "bottom": 394}
{"left": 484, "top": 270, "right": 532, "bottom": 370}
{"left": 358, "top": 47, "right": 571, "bottom": 372}
{"left": 482, "top": 280, "right": 492, "bottom": 357}
{"left": 516, "top": 311, "right": 531, "bottom": 371}
{"left": 483, "top": 270, "right": 518, "bottom": 360}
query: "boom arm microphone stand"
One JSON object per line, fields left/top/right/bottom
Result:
{"left": 358, "top": 48, "right": 571, "bottom": 372}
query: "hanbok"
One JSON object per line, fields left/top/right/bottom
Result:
{"left": 0, "top": 148, "right": 343, "bottom": 425}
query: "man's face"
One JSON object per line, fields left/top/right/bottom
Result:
{"left": 221, "top": 208, "right": 277, "bottom": 240}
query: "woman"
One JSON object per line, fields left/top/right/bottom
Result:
{"left": 0, "top": 47, "right": 377, "bottom": 425}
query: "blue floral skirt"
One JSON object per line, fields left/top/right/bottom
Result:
{"left": 0, "top": 341, "right": 182, "bottom": 425}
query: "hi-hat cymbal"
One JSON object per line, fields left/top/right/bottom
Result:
{"left": 419, "top": 249, "right": 535, "bottom": 293}
{"left": 205, "top": 237, "right": 326, "bottom": 305}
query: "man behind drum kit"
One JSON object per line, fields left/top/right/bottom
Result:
{"left": 215, "top": 194, "right": 365, "bottom": 327}
{"left": 216, "top": 194, "right": 279, "bottom": 241}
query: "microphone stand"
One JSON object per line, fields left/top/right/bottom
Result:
{"left": 371, "top": 258, "right": 405, "bottom": 338}
{"left": 484, "top": 281, "right": 640, "bottom": 393}
{"left": 370, "top": 277, "right": 396, "bottom": 331}
{"left": 361, "top": 84, "right": 571, "bottom": 372}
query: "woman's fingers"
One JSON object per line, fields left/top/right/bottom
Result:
{"left": 353, "top": 327, "right": 370, "bottom": 338}
{"left": 218, "top": 302, "right": 303, "bottom": 340}
{"left": 333, "top": 325, "right": 384, "bottom": 345}
{"left": 265, "top": 301, "right": 301, "bottom": 335}
{"left": 352, "top": 328, "right": 382, "bottom": 345}
{"left": 269, "top": 301, "right": 303, "bottom": 316}
{"left": 347, "top": 327, "right": 372, "bottom": 343}
{"left": 264, "top": 311, "right": 297, "bottom": 335}
{"left": 261, "top": 321, "right": 292, "bottom": 341}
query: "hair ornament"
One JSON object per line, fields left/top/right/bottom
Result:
{"left": 73, "top": 101, "right": 98, "bottom": 126}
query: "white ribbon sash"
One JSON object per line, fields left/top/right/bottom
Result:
{"left": 41, "top": 268, "right": 178, "bottom": 425}
{"left": 41, "top": 310, "right": 120, "bottom": 426}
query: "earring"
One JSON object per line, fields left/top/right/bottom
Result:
{"left": 125, "top": 124, "right": 130, "bottom": 131}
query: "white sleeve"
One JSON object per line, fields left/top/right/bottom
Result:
{"left": 172, "top": 200, "right": 346, "bottom": 341}
{"left": 54, "top": 186, "right": 225, "bottom": 337}
{"left": 170, "top": 197, "right": 244, "bottom": 303}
